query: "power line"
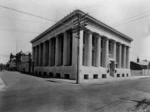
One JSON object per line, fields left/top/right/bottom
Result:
{"left": 0, "top": 4, "right": 56, "bottom": 22}
{"left": 112, "top": 9, "right": 150, "bottom": 26}
{"left": 0, "top": 16, "right": 52, "bottom": 25}
{"left": 0, "top": 28, "right": 40, "bottom": 34}
{"left": 113, "top": 13, "right": 150, "bottom": 27}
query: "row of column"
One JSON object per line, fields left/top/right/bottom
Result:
{"left": 81, "top": 30, "right": 130, "bottom": 69}
{"left": 33, "top": 31, "right": 73, "bottom": 67}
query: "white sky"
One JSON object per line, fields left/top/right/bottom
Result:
{"left": 0, "top": 0, "right": 150, "bottom": 63}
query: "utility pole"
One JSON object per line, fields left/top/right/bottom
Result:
{"left": 76, "top": 14, "right": 80, "bottom": 84}
{"left": 74, "top": 12, "right": 88, "bottom": 84}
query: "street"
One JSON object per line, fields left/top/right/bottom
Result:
{"left": 1, "top": 71, "right": 150, "bottom": 112}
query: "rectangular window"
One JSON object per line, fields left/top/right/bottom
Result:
{"left": 93, "top": 74, "right": 98, "bottom": 79}
{"left": 56, "top": 73, "right": 61, "bottom": 78}
{"left": 84, "top": 74, "right": 89, "bottom": 79}
{"left": 122, "top": 74, "right": 125, "bottom": 77}
{"left": 49, "top": 72, "right": 53, "bottom": 77}
{"left": 117, "top": 74, "right": 120, "bottom": 77}
{"left": 64, "top": 74, "right": 70, "bottom": 79}
{"left": 102, "top": 74, "right": 106, "bottom": 78}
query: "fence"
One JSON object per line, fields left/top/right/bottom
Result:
{"left": 131, "top": 69, "right": 150, "bottom": 76}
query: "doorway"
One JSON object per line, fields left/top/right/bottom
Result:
{"left": 110, "top": 61, "right": 115, "bottom": 77}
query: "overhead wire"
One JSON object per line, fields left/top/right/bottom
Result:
{"left": 0, "top": 4, "right": 56, "bottom": 22}
{"left": 112, "top": 9, "right": 150, "bottom": 26}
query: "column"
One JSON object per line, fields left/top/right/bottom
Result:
{"left": 113, "top": 41, "right": 116, "bottom": 62}
{"left": 38, "top": 45, "right": 40, "bottom": 66}
{"left": 124, "top": 45, "right": 126, "bottom": 68}
{"left": 32, "top": 47, "right": 35, "bottom": 65}
{"left": 43, "top": 42, "right": 46, "bottom": 66}
{"left": 49, "top": 39, "right": 51, "bottom": 66}
{"left": 34, "top": 47, "right": 37, "bottom": 66}
{"left": 105, "top": 38, "right": 109, "bottom": 67}
{"left": 96, "top": 35, "right": 101, "bottom": 67}
{"left": 119, "top": 43, "right": 122, "bottom": 68}
{"left": 39, "top": 44, "right": 41, "bottom": 66}
{"left": 127, "top": 46, "right": 130, "bottom": 69}
{"left": 87, "top": 31, "right": 92, "bottom": 66}
{"left": 72, "top": 31, "right": 78, "bottom": 66}
{"left": 79, "top": 30, "right": 84, "bottom": 66}
{"left": 63, "top": 32, "right": 67, "bottom": 66}
{"left": 55, "top": 36, "right": 59, "bottom": 66}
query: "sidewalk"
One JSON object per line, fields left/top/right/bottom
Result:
{"left": 45, "top": 75, "right": 150, "bottom": 85}
{"left": 91, "top": 75, "right": 150, "bottom": 84}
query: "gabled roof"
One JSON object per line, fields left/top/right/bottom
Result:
{"left": 31, "top": 9, "right": 133, "bottom": 43}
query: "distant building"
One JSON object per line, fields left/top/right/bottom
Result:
{"left": 8, "top": 53, "right": 16, "bottom": 71}
{"left": 16, "top": 51, "right": 32, "bottom": 73}
{"left": 31, "top": 10, "right": 133, "bottom": 83}
{"left": 130, "top": 57, "right": 149, "bottom": 70}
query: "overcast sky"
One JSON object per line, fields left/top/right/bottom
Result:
{"left": 0, "top": 0, "right": 150, "bottom": 63}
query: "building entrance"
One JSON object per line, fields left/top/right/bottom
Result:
{"left": 110, "top": 61, "right": 115, "bottom": 77}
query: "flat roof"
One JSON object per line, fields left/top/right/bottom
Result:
{"left": 31, "top": 9, "right": 133, "bottom": 43}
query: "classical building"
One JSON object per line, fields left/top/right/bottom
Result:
{"left": 31, "top": 10, "right": 133, "bottom": 83}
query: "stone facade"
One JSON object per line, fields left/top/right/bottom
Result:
{"left": 31, "top": 10, "right": 133, "bottom": 83}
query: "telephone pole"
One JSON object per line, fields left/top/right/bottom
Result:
{"left": 74, "top": 12, "right": 88, "bottom": 84}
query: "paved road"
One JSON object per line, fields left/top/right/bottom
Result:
{"left": 1, "top": 71, "right": 150, "bottom": 112}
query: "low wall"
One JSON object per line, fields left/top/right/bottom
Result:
{"left": 131, "top": 69, "right": 150, "bottom": 76}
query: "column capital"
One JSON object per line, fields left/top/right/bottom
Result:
{"left": 116, "top": 42, "right": 122, "bottom": 45}
{"left": 122, "top": 44, "right": 126, "bottom": 47}
{"left": 101, "top": 36, "right": 108, "bottom": 41}
{"left": 93, "top": 33, "right": 101, "bottom": 38}
{"left": 86, "top": 30, "right": 92, "bottom": 34}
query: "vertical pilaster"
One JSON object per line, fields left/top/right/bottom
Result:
{"left": 113, "top": 41, "right": 116, "bottom": 62}
{"left": 38, "top": 45, "right": 40, "bottom": 66}
{"left": 63, "top": 32, "right": 67, "bottom": 66}
{"left": 96, "top": 35, "right": 101, "bottom": 67}
{"left": 124, "top": 45, "right": 126, "bottom": 68}
{"left": 55, "top": 36, "right": 59, "bottom": 66}
{"left": 119, "top": 43, "right": 122, "bottom": 68}
{"left": 49, "top": 39, "right": 51, "bottom": 66}
{"left": 79, "top": 30, "right": 84, "bottom": 66}
{"left": 43, "top": 42, "right": 46, "bottom": 66}
{"left": 39, "top": 44, "right": 41, "bottom": 66}
{"left": 127, "top": 46, "right": 130, "bottom": 69}
{"left": 34, "top": 47, "right": 37, "bottom": 66}
{"left": 72, "top": 32, "right": 78, "bottom": 66}
{"left": 105, "top": 38, "right": 109, "bottom": 67}
{"left": 87, "top": 31, "right": 92, "bottom": 66}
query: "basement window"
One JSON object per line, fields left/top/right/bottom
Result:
{"left": 102, "top": 74, "right": 106, "bottom": 78}
{"left": 64, "top": 74, "right": 70, "bottom": 79}
{"left": 84, "top": 74, "right": 89, "bottom": 79}
{"left": 117, "top": 74, "right": 120, "bottom": 77}
{"left": 49, "top": 72, "right": 53, "bottom": 77}
{"left": 93, "top": 74, "right": 98, "bottom": 79}
{"left": 56, "top": 73, "right": 61, "bottom": 78}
